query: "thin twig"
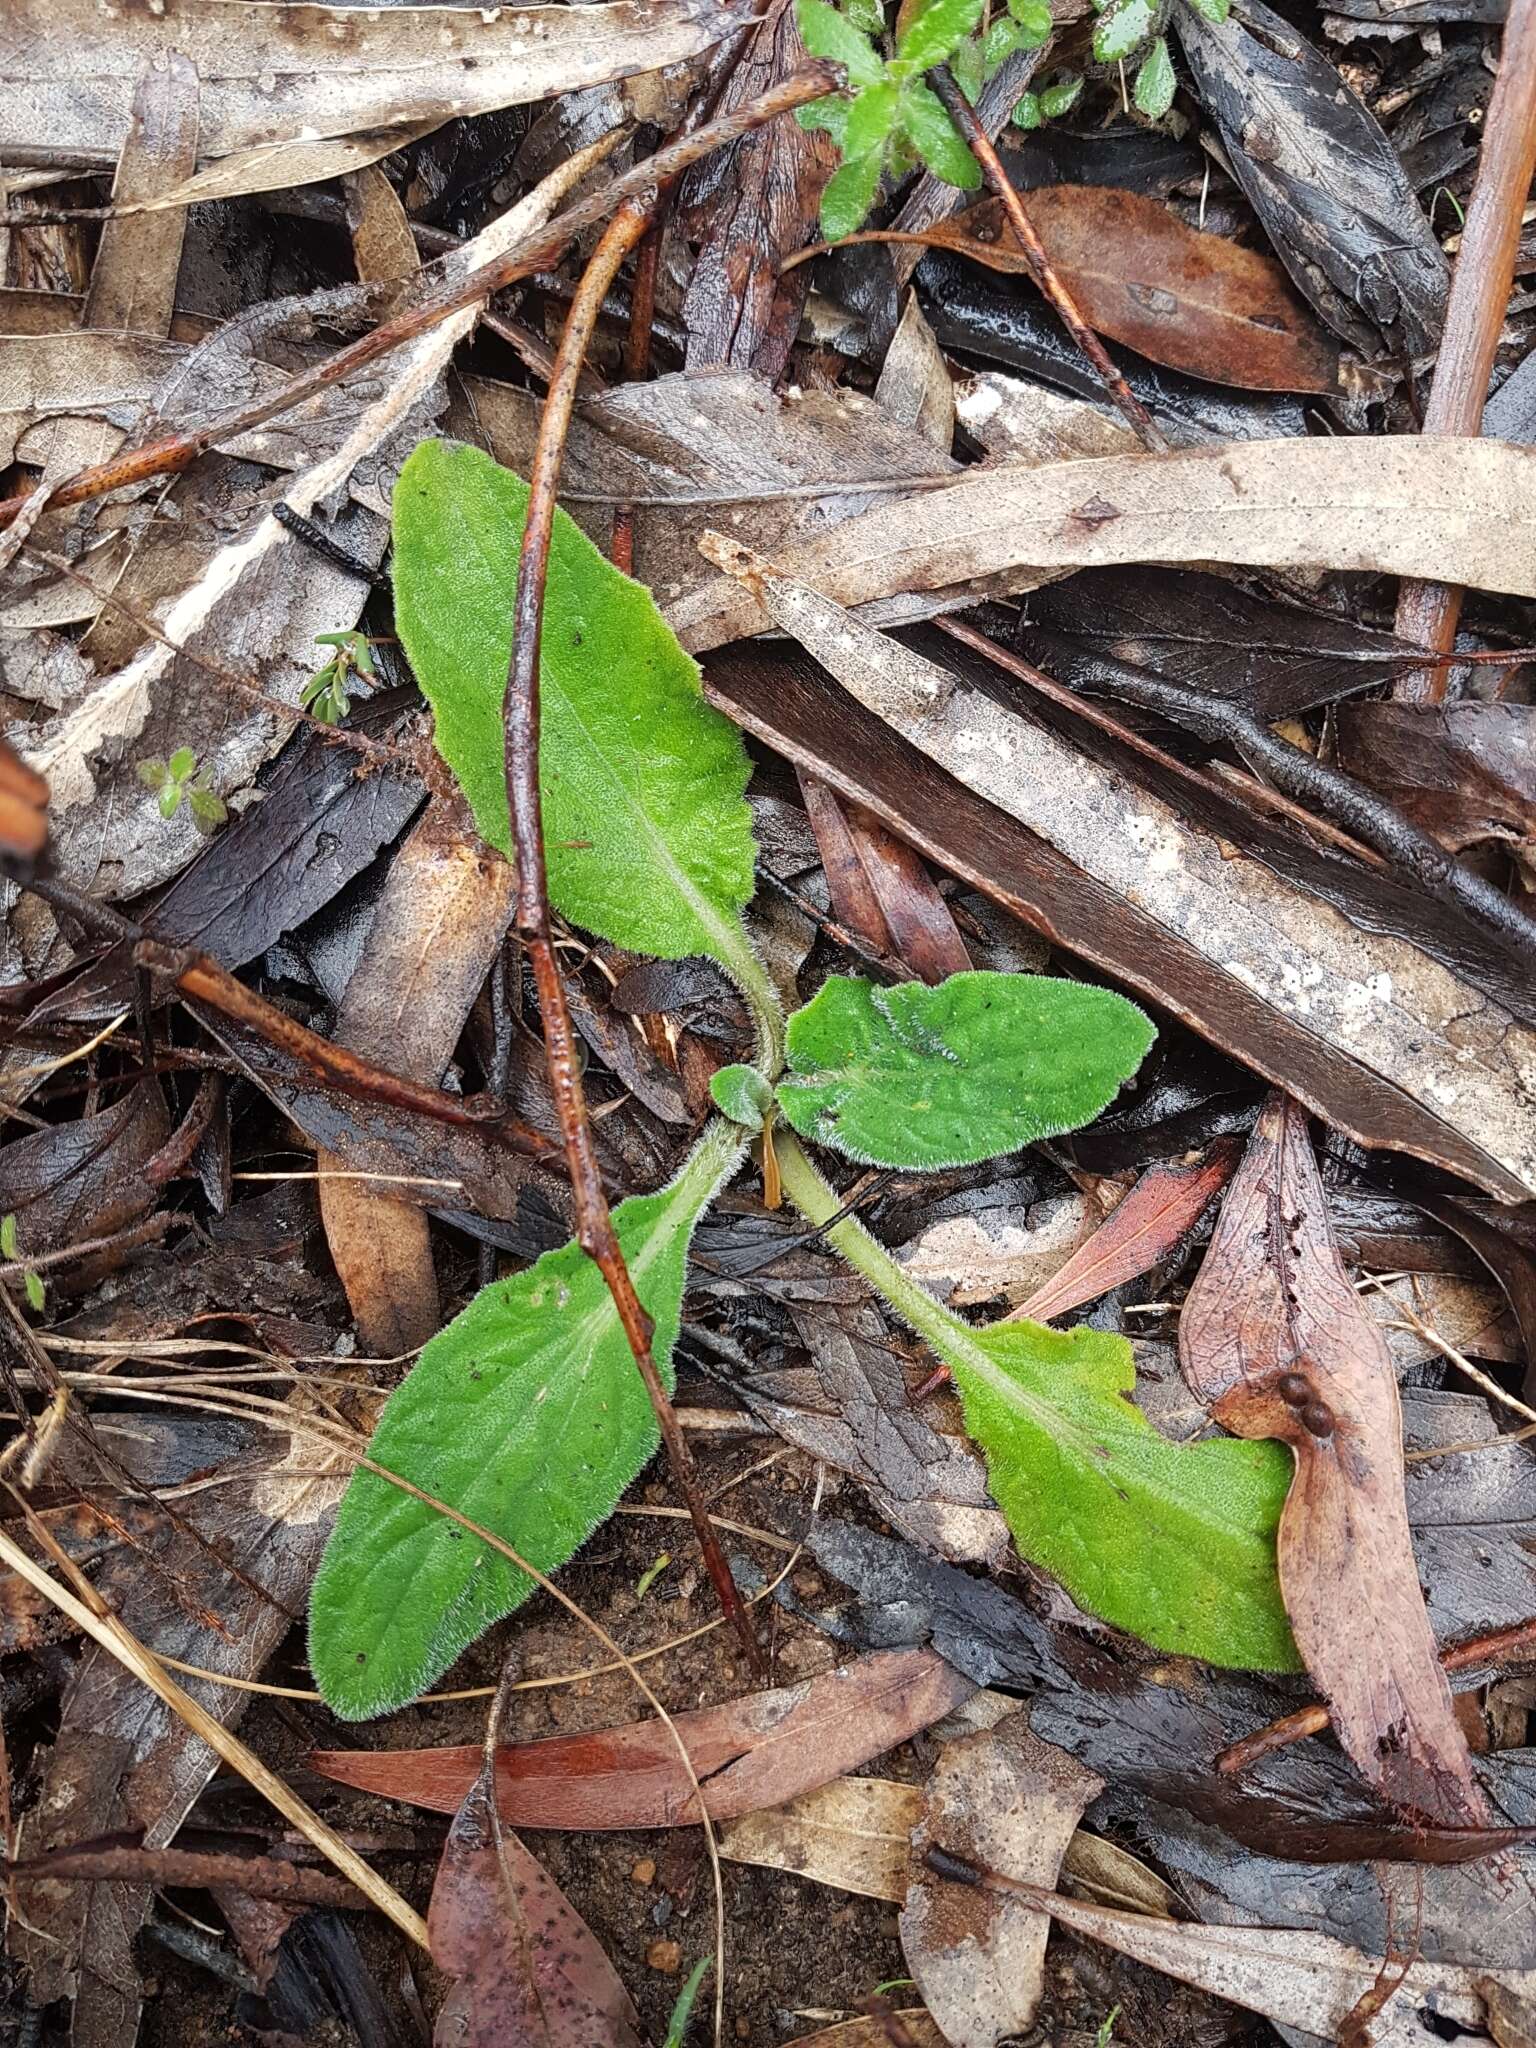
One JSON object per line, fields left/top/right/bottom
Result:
{"left": 1393, "top": 0, "right": 1536, "bottom": 700}
{"left": 503, "top": 195, "right": 766, "bottom": 1679}
{"left": 1217, "top": 1614, "right": 1536, "bottom": 1775}
{"left": 926, "top": 66, "right": 1167, "bottom": 452}
{"left": 0, "top": 1212, "right": 170, "bottom": 1285}
{"left": 0, "top": 65, "right": 838, "bottom": 535}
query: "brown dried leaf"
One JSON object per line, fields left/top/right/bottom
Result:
{"left": 676, "top": 438, "right": 1536, "bottom": 654}
{"left": 901, "top": 1714, "right": 1102, "bottom": 2048}
{"left": 800, "top": 771, "right": 969, "bottom": 984}
{"left": 430, "top": 1765, "right": 642, "bottom": 2048}
{"left": 899, "top": 186, "right": 1342, "bottom": 393}
{"left": 318, "top": 799, "right": 514, "bottom": 1353}
{"left": 1179, "top": 1093, "right": 1487, "bottom": 1828}
{"left": 311, "top": 1649, "right": 976, "bottom": 1827}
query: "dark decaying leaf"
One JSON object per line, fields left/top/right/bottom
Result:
{"left": 1005, "top": 1140, "right": 1239, "bottom": 1325}
{"left": 1410, "top": 1190, "right": 1536, "bottom": 1401}
{"left": 1016, "top": 566, "right": 1431, "bottom": 723}
{"left": 799, "top": 771, "right": 971, "bottom": 983}
{"left": 901, "top": 185, "right": 1344, "bottom": 394}
{"left": 0, "top": 1083, "right": 170, "bottom": 1251}
{"left": 678, "top": 0, "right": 836, "bottom": 379}
{"left": 310, "top": 1648, "right": 975, "bottom": 1826}
{"left": 1174, "top": 0, "right": 1448, "bottom": 354}
{"left": 430, "top": 1763, "right": 643, "bottom": 2048}
{"left": 918, "top": 252, "right": 1313, "bottom": 445}
{"left": 1179, "top": 1094, "right": 1487, "bottom": 1828}
{"left": 900, "top": 1712, "right": 1103, "bottom": 2048}
{"left": 1332, "top": 701, "right": 1536, "bottom": 877}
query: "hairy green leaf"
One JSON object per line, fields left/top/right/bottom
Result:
{"left": 1007, "top": 0, "right": 1054, "bottom": 37}
{"left": 895, "top": 0, "right": 985, "bottom": 70}
{"left": 1040, "top": 73, "right": 1083, "bottom": 115}
{"left": 1011, "top": 88, "right": 1043, "bottom": 127}
{"left": 949, "top": 1317, "right": 1297, "bottom": 1668}
{"left": 846, "top": 78, "right": 901, "bottom": 156}
{"left": 393, "top": 439, "right": 755, "bottom": 966}
{"left": 1094, "top": 0, "right": 1155, "bottom": 61}
{"left": 710, "top": 1063, "right": 774, "bottom": 1131}
{"left": 1134, "top": 34, "right": 1176, "bottom": 114}
{"left": 772, "top": 1132, "right": 1296, "bottom": 1672}
{"left": 776, "top": 972, "right": 1153, "bottom": 1169}
{"left": 797, "top": 95, "right": 853, "bottom": 143}
{"left": 797, "top": 0, "right": 885, "bottom": 84}
{"left": 897, "top": 80, "right": 981, "bottom": 188}
{"left": 309, "top": 1122, "right": 746, "bottom": 1717}
{"left": 821, "top": 147, "right": 886, "bottom": 238}
{"left": 1183, "top": 0, "right": 1228, "bottom": 20}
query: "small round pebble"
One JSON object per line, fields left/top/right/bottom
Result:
{"left": 646, "top": 1939, "right": 682, "bottom": 1974}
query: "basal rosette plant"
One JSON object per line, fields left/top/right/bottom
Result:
{"left": 307, "top": 437, "right": 1298, "bottom": 1720}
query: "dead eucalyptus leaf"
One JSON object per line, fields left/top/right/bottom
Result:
{"left": 674, "top": 438, "right": 1536, "bottom": 653}
{"left": 1180, "top": 1094, "right": 1488, "bottom": 1829}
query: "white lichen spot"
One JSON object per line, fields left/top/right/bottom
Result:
{"left": 956, "top": 380, "right": 1002, "bottom": 426}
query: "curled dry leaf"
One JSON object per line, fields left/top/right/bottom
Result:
{"left": 1179, "top": 1094, "right": 1487, "bottom": 1829}
{"left": 310, "top": 1648, "right": 975, "bottom": 1826}
{"left": 317, "top": 798, "right": 515, "bottom": 1354}
{"left": 430, "top": 1764, "right": 643, "bottom": 2048}
{"left": 901, "top": 1714, "right": 1103, "bottom": 2048}
{"left": 2, "top": 0, "right": 750, "bottom": 200}
{"left": 877, "top": 185, "right": 1346, "bottom": 394}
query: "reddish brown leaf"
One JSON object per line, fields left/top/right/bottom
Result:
{"left": 800, "top": 772, "right": 970, "bottom": 984}
{"left": 1179, "top": 1093, "right": 1488, "bottom": 1828}
{"left": 313, "top": 1648, "right": 974, "bottom": 1829}
{"left": 863, "top": 186, "right": 1343, "bottom": 393}
{"left": 1005, "top": 1139, "right": 1240, "bottom": 1326}
{"left": 430, "top": 1763, "right": 643, "bottom": 2048}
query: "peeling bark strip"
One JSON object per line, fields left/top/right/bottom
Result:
{"left": 674, "top": 437, "right": 1536, "bottom": 653}
{"left": 1, "top": 0, "right": 752, "bottom": 170}
{"left": 699, "top": 537, "right": 1536, "bottom": 1201}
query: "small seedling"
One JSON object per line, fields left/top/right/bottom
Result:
{"left": 1, "top": 1214, "right": 44, "bottom": 1313}
{"left": 1088, "top": 0, "right": 1228, "bottom": 120}
{"left": 136, "top": 747, "right": 227, "bottom": 833}
{"left": 1096, "top": 2006, "right": 1122, "bottom": 2047}
{"left": 302, "top": 629, "right": 378, "bottom": 724}
{"left": 635, "top": 1552, "right": 671, "bottom": 1599}
{"left": 663, "top": 1960, "right": 711, "bottom": 2048}
{"left": 306, "top": 439, "right": 1298, "bottom": 1721}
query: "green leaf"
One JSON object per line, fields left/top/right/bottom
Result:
{"left": 896, "top": 80, "right": 981, "bottom": 188}
{"left": 895, "top": 0, "right": 984, "bottom": 70}
{"left": 23, "top": 1270, "right": 44, "bottom": 1314}
{"left": 1093, "top": 0, "right": 1155, "bottom": 61}
{"left": 797, "top": 96, "right": 852, "bottom": 144}
{"left": 844, "top": 0, "right": 887, "bottom": 29}
{"left": 168, "top": 746, "right": 197, "bottom": 782}
{"left": 946, "top": 1316, "right": 1297, "bottom": 1669}
{"left": 796, "top": 0, "right": 885, "bottom": 84}
{"left": 1183, "top": 0, "right": 1227, "bottom": 20}
{"left": 1011, "top": 88, "right": 1043, "bottom": 126}
{"left": 845, "top": 78, "right": 901, "bottom": 157}
{"left": 1006, "top": 0, "right": 1054, "bottom": 38}
{"left": 664, "top": 1962, "right": 712, "bottom": 2048}
{"left": 0, "top": 1214, "right": 16, "bottom": 1259}
{"left": 981, "top": 18, "right": 1020, "bottom": 72}
{"left": 187, "top": 788, "right": 228, "bottom": 833}
{"left": 947, "top": 30, "right": 985, "bottom": 98}
{"left": 820, "top": 147, "right": 887, "bottom": 238}
{"left": 309, "top": 1121, "right": 746, "bottom": 1718}
{"left": 136, "top": 758, "right": 168, "bottom": 791}
{"left": 1134, "top": 34, "right": 1175, "bottom": 115}
{"left": 158, "top": 785, "right": 183, "bottom": 821}
{"left": 709, "top": 1063, "right": 774, "bottom": 1132}
{"left": 1039, "top": 72, "right": 1083, "bottom": 114}
{"left": 392, "top": 440, "right": 756, "bottom": 968}
{"left": 776, "top": 971, "right": 1152, "bottom": 1169}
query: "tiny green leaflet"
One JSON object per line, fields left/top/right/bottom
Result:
{"left": 776, "top": 971, "right": 1154, "bottom": 1170}
{"left": 310, "top": 1119, "right": 746, "bottom": 1718}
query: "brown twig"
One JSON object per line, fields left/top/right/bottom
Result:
{"left": 505, "top": 200, "right": 766, "bottom": 1677}
{"left": 0, "top": 1212, "right": 170, "bottom": 1286}
{"left": 926, "top": 66, "right": 1167, "bottom": 452}
{"left": 610, "top": 223, "right": 667, "bottom": 576}
{"left": 1393, "top": 0, "right": 1536, "bottom": 701}
{"left": 0, "top": 65, "right": 837, "bottom": 536}
{"left": 1217, "top": 1614, "right": 1536, "bottom": 1774}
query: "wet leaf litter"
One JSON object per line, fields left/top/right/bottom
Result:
{"left": 3, "top": 0, "right": 1536, "bottom": 2044}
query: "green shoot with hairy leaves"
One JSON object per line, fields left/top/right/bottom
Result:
{"left": 306, "top": 435, "right": 1297, "bottom": 1721}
